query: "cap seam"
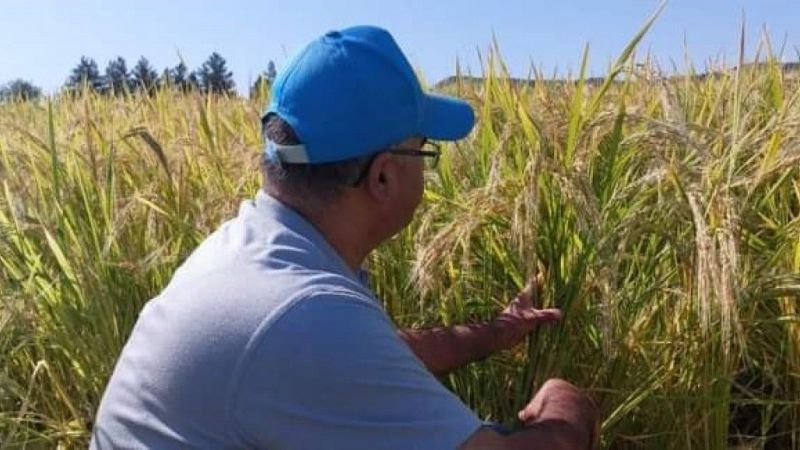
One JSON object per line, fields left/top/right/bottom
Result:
{"left": 269, "top": 41, "right": 317, "bottom": 144}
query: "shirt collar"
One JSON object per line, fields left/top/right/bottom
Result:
{"left": 252, "top": 189, "right": 363, "bottom": 283}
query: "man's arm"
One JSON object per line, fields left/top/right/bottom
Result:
{"left": 398, "top": 275, "right": 561, "bottom": 376}
{"left": 398, "top": 320, "right": 514, "bottom": 377}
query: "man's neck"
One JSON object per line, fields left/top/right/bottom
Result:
{"left": 267, "top": 190, "right": 376, "bottom": 273}
{"left": 310, "top": 210, "right": 374, "bottom": 273}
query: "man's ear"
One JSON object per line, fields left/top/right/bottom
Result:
{"left": 364, "top": 152, "right": 396, "bottom": 202}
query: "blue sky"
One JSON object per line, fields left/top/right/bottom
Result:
{"left": 2, "top": 0, "right": 799, "bottom": 94}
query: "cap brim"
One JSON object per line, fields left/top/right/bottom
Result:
{"left": 419, "top": 93, "right": 475, "bottom": 141}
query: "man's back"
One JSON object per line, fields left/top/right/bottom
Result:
{"left": 91, "top": 190, "right": 480, "bottom": 449}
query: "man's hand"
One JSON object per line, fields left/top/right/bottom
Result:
{"left": 491, "top": 274, "right": 562, "bottom": 351}
{"left": 460, "top": 378, "right": 600, "bottom": 450}
{"left": 518, "top": 378, "right": 600, "bottom": 449}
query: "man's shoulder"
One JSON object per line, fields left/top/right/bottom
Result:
{"left": 230, "top": 281, "right": 396, "bottom": 380}
{"left": 231, "top": 282, "right": 408, "bottom": 408}
{"left": 152, "top": 261, "right": 377, "bottom": 338}
{"left": 246, "top": 280, "right": 388, "bottom": 345}
{"left": 163, "top": 196, "right": 368, "bottom": 301}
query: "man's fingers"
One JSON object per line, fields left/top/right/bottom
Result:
{"left": 517, "top": 273, "right": 545, "bottom": 308}
{"left": 517, "top": 405, "right": 538, "bottom": 424}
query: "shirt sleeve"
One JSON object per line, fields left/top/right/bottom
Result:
{"left": 230, "top": 289, "right": 482, "bottom": 450}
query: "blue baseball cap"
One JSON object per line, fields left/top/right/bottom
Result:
{"left": 263, "top": 25, "right": 475, "bottom": 164}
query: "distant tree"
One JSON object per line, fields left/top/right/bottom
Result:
{"left": 187, "top": 70, "right": 201, "bottom": 91}
{"left": 250, "top": 60, "right": 278, "bottom": 98}
{"left": 104, "top": 57, "right": 132, "bottom": 95}
{"left": 0, "top": 79, "right": 42, "bottom": 101}
{"left": 266, "top": 60, "right": 277, "bottom": 83}
{"left": 161, "top": 61, "right": 194, "bottom": 92}
{"left": 250, "top": 60, "right": 277, "bottom": 99}
{"left": 158, "top": 68, "right": 173, "bottom": 89}
{"left": 172, "top": 62, "right": 189, "bottom": 89}
{"left": 197, "top": 52, "right": 235, "bottom": 95}
{"left": 66, "top": 56, "right": 104, "bottom": 92}
{"left": 131, "top": 56, "right": 159, "bottom": 94}
{"left": 250, "top": 72, "right": 270, "bottom": 99}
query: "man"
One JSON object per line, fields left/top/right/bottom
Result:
{"left": 91, "top": 25, "right": 597, "bottom": 449}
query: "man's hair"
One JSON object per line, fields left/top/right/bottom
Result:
{"left": 260, "top": 114, "right": 372, "bottom": 203}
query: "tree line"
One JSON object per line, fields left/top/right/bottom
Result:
{"left": 0, "top": 53, "right": 278, "bottom": 101}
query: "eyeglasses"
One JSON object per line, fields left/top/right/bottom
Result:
{"left": 350, "top": 140, "right": 441, "bottom": 186}
{"left": 389, "top": 140, "right": 441, "bottom": 170}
